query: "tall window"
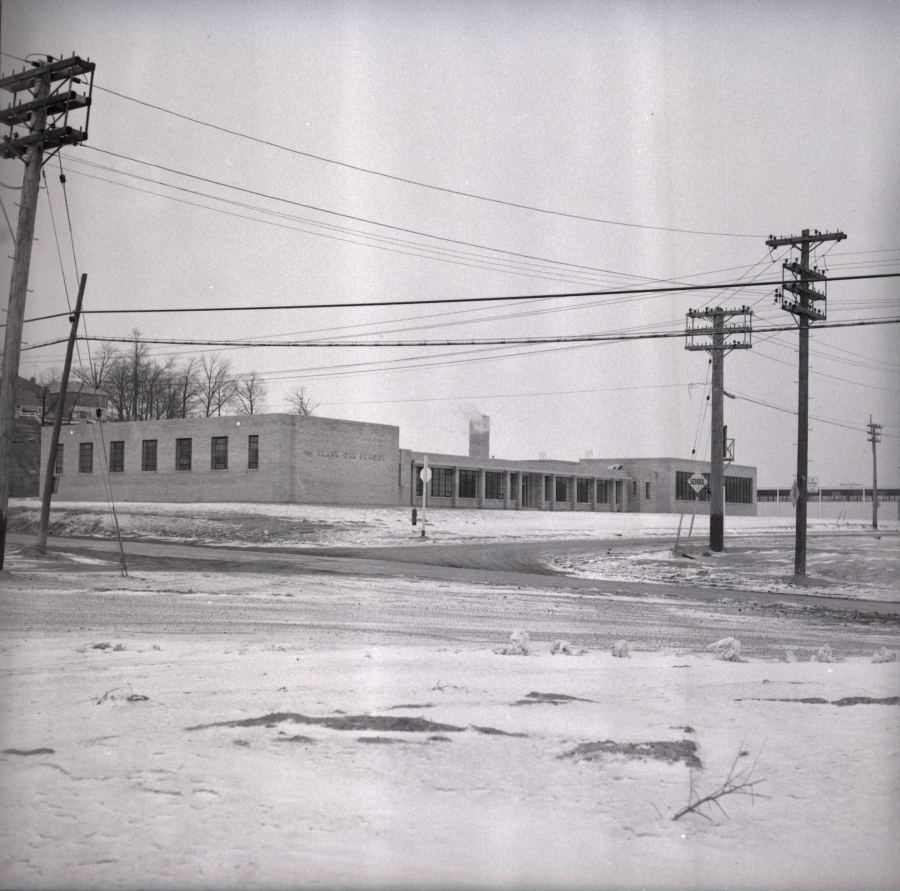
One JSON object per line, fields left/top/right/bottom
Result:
{"left": 555, "top": 477, "right": 570, "bottom": 503}
{"left": 176, "top": 438, "right": 192, "bottom": 471}
{"left": 109, "top": 441, "right": 124, "bottom": 473}
{"left": 431, "top": 467, "right": 452, "bottom": 498}
{"left": 645, "top": 481, "right": 651, "bottom": 500}
{"left": 54, "top": 444, "right": 64, "bottom": 475}
{"left": 576, "top": 478, "right": 592, "bottom": 503}
{"left": 248, "top": 435, "right": 259, "bottom": 470}
{"left": 544, "top": 476, "right": 553, "bottom": 502}
{"left": 596, "top": 479, "right": 611, "bottom": 504}
{"left": 485, "top": 471, "right": 504, "bottom": 500}
{"left": 458, "top": 469, "right": 478, "bottom": 499}
{"left": 142, "top": 439, "right": 157, "bottom": 472}
{"left": 211, "top": 436, "right": 228, "bottom": 470}
{"left": 79, "top": 442, "right": 93, "bottom": 473}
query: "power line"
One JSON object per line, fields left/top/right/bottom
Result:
{"left": 63, "top": 158, "right": 660, "bottom": 289}
{"left": 88, "top": 82, "right": 763, "bottom": 239}
{"left": 75, "top": 270, "right": 899, "bottom": 316}
{"left": 77, "top": 316, "right": 900, "bottom": 350}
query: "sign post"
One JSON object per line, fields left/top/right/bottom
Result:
{"left": 419, "top": 457, "right": 431, "bottom": 538}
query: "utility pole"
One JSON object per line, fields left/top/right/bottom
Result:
{"left": 765, "top": 229, "right": 846, "bottom": 577}
{"left": 0, "top": 55, "right": 94, "bottom": 570}
{"left": 868, "top": 416, "right": 881, "bottom": 530}
{"left": 37, "top": 274, "right": 87, "bottom": 553}
{"left": 685, "top": 306, "right": 752, "bottom": 551}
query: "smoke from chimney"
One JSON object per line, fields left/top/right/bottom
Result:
{"left": 469, "top": 414, "right": 490, "bottom": 459}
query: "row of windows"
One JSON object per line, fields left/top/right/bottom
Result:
{"left": 757, "top": 489, "right": 900, "bottom": 503}
{"left": 675, "top": 471, "right": 754, "bottom": 504}
{"left": 68, "top": 436, "right": 259, "bottom": 474}
{"left": 416, "top": 467, "right": 620, "bottom": 503}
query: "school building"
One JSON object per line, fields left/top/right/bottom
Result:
{"left": 40, "top": 412, "right": 758, "bottom": 515}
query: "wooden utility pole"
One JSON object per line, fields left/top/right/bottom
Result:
{"left": 0, "top": 55, "right": 94, "bottom": 569}
{"left": 37, "top": 275, "right": 87, "bottom": 553}
{"left": 685, "top": 306, "right": 752, "bottom": 551}
{"left": 868, "top": 416, "right": 881, "bottom": 530}
{"left": 765, "top": 229, "right": 846, "bottom": 577}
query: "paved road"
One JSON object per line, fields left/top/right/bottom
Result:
{"left": 7, "top": 531, "right": 900, "bottom": 616}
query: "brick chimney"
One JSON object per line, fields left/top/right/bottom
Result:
{"left": 469, "top": 415, "right": 490, "bottom": 459}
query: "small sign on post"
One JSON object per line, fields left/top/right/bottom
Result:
{"left": 419, "top": 458, "right": 431, "bottom": 538}
{"left": 688, "top": 474, "right": 707, "bottom": 495}
{"left": 808, "top": 477, "right": 818, "bottom": 494}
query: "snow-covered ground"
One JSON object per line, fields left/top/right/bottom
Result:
{"left": 1, "top": 633, "right": 897, "bottom": 891}
{"left": 10, "top": 496, "right": 897, "bottom": 547}
{"left": 1, "top": 501, "right": 898, "bottom": 890}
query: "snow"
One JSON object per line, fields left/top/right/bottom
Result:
{"left": 1, "top": 502, "right": 898, "bottom": 889}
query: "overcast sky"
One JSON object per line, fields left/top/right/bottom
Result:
{"left": 2, "top": 0, "right": 898, "bottom": 487}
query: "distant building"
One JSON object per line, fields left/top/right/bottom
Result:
{"left": 40, "top": 412, "right": 757, "bottom": 515}
{"left": 47, "top": 381, "right": 109, "bottom": 423}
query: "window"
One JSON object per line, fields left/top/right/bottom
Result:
{"left": 54, "top": 443, "right": 64, "bottom": 475}
{"left": 544, "top": 476, "right": 553, "bottom": 502}
{"left": 141, "top": 439, "right": 157, "bottom": 472}
{"left": 632, "top": 480, "right": 637, "bottom": 498}
{"left": 645, "top": 481, "right": 651, "bottom": 500}
{"left": 555, "top": 477, "right": 570, "bottom": 503}
{"left": 431, "top": 467, "right": 452, "bottom": 498}
{"left": 596, "top": 479, "right": 611, "bottom": 504}
{"left": 576, "top": 478, "right": 592, "bottom": 503}
{"left": 458, "top": 469, "right": 478, "bottom": 499}
{"left": 248, "top": 435, "right": 259, "bottom": 470}
{"left": 79, "top": 442, "right": 93, "bottom": 473}
{"left": 176, "top": 438, "right": 192, "bottom": 471}
{"left": 211, "top": 436, "right": 228, "bottom": 470}
{"left": 109, "top": 441, "right": 124, "bottom": 473}
{"left": 725, "top": 475, "right": 754, "bottom": 504}
{"left": 676, "top": 471, "right": 710, "bottom": 502}
{"left": 485, "top": 471, "right": 504, "bottom": 500}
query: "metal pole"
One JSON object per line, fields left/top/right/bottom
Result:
{"left": 869, "top": 416, "right": 880, "bottom": 530}
{"left": 709, "top": 309, "right": 725, "bottom": 551}
{"left": 0, "top": 71, "right": 50, "bottom": 570}
{"left": 421, "top": 455, "right": 428, "bottom": 538}
{"left": 38, "top": 274, "right": 87, "bottom": 553}
{"left": 794, "top": 234, "right": 811, "bottom": 577}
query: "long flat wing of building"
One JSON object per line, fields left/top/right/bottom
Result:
{"left": 40, "top": 412, "right": 757, "bottom": 515}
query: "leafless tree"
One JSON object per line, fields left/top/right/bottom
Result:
{"left": 286, "top": 385, "right": 317, "bottom": 417}
{"left": 234, "top": 371, "right": 268, "bottom": 415}
{"left": 164, "top": 357, "right": 201, "bottom": 419}
{"left": 35, "top": 368, "right": 61, "bottom": 424}
{"left": 197, "top": 354, "right": 235, "bottom": 417}
{"left": 73, "top": 342, "right": 119, "bottom": 392}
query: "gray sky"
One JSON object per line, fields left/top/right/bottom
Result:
{"left": 2, "top": 0, "right": 898, "bottom": 487}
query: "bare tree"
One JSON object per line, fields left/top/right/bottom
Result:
{"left": 164, "top": 357, "right": 201, "bottom": 419}
{"left": 36, "top": 368, "right": 61, "bottom": 424}
{"left": 197, "top": 354, "right": 235, "bottom": 417}
{"left": 234, "top": 371, "right": 268, "bottom": 415}
{"left": 73, "top": 342, "right": 119, "bottom": 392}
{"left": 286, "top": 385, "right": 317, "bottom": 417}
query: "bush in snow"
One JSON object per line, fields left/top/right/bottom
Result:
{"left": 551, "top": 640, "right": 586, "bottom": 655}
{"left": 611, "top": 639, "right": 632, "bottom": 658}
{"left": 707, "top": 637, "right": 745, "bottom": 662}
{"left": 495, "top": 630, "right": 530, "bottom": 656}
{"left": 811, "top": 644, "right": 836, "bottom": 663}
{"left": 872, "top": 647, "right": 897, "bottom": 664}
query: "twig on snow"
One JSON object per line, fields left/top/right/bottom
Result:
{"left": 672, "top": 748, "right": 768, "bottom": 821}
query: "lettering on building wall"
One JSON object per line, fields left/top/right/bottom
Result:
{"left": 307, "top": 448, "right": 385, "bottom": 462}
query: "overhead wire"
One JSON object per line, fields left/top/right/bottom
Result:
{"left": 87, "top": 81, "right": 764, "bottom": 239}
